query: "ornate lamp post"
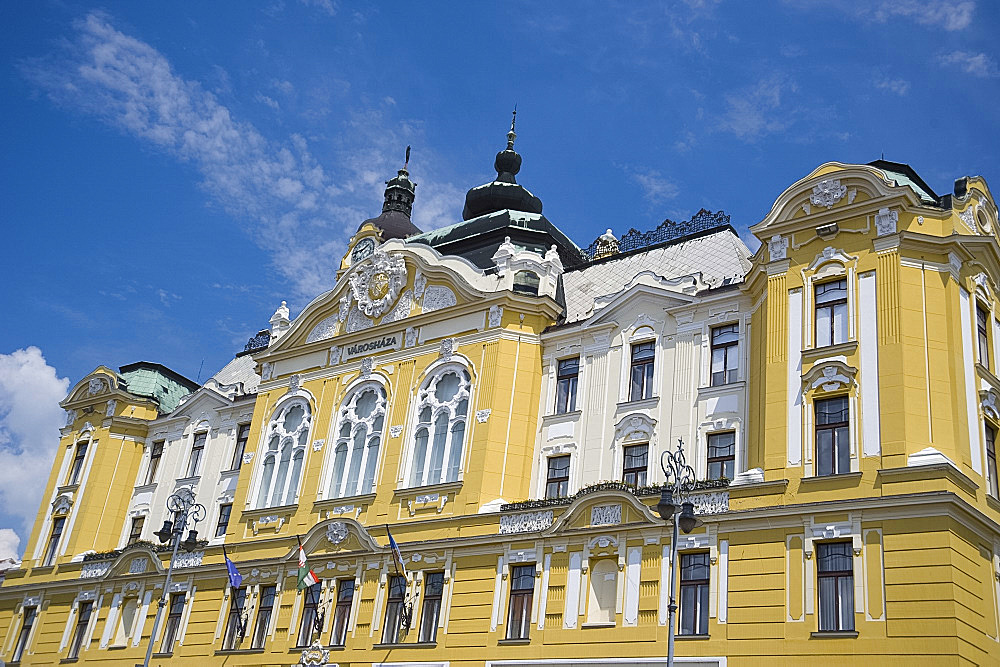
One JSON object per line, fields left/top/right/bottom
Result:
{"left": 653, "top": 439, "right": 699, "bottom": 667}
{"left": 141, "top": 489, "right": 205, "bottom": 667}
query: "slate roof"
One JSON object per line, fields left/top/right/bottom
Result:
{"left": 561, "top": 227, "right": 752, "bottom": 324}
{"left": 211, "top": 353, "right": 260, "bottom": 396}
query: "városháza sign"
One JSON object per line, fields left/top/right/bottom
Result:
{"left": 343, "top": 334, "right": 400, "bottom": 360}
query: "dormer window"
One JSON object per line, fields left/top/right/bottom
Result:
{"left": 815, "top": 279, "right": 848, "bottom": 347}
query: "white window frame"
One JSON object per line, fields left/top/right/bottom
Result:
{"left": 322, "top": 379, "right": 388, "bottom": 500}
{"left": 249, "top": 396, "right": 312, "bottom": 509}
{"left": 800, "top": 248, "right": 858, "bottom": 352}
{"left": 402, "top": 362, "right": 473, "bottom": 489}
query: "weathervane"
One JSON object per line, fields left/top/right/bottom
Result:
{"left": 507, "top": 105, "right": 517, "bottom": 149}
{"left": 404, "top": 145, "right": 410, "bottom": 170}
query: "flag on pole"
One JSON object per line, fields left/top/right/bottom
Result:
{"left": 222, "top": 545, "right": 243, "bottom": 589}
{"left": 297, "top": 536, "right": 319, "bottom": 590}
{"left": 385, "top": 524, "right": 406, "bottom": 578}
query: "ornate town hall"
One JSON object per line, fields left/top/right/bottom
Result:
{"left": 3, "top": 124, "right": 1000, "bottom": 666}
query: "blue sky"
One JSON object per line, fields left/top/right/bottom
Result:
{"left": 0, "top": 0, "right": 997, "bottom": 556}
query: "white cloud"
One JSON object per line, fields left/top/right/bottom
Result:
{"left": 939, "top": 51, "right": 998, "bottom": 78}
{"left": 874, "top": 75, "right": 910, "bottom": 95}
{"left": 0, "top": 348, "right": 70, "bottom": 538}
{"left": 23, "top": 12, "right": 464, "bottom": 301}
{"left": 718, "top": 75, "right": 796, "bottom": 141}
{"left": 0, "top": 529, "right": 20, "bottom": 561}
{"left": 300, "top": 0, "right": 337, "bottom": 16}
{"left": 630, "top": 169, "right": 680, "bottom": 205}
{"left": 872, "top": 1, "right": 974, "bottom": 31}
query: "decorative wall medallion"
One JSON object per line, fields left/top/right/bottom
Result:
{"left": 614, "top": 413, "right": 656, "bottom": 443}
{"left": 389, "top": 425, "right": 404, "bottom": 438}
{"left": 52, "top": 495, "right": 72, "bottom": 515}
{"left": 172, "top": 551, "right": 204, "bottom": 569}
{"left": 289, "top": 374, "right": 301, "bottom": 392}
{"left": 326, "top": 521, "right": 348, "bottom": 546}
{"left": 298, "top": 641, "right": 330, "bottom": 667}
{"left": 261, "top": 363, "right": 273, "bottom": 381}
{"left": 423, "top": 285, "right": 457, "bottom": 313}
{"left": 65, "top": 409, "right": 76, "bottom": 426}
{"left": 128, "top": 557, "right": 148, "bottom": 574}
{"left": 767, "top": 234, "right": 788, "bottom": 261}
{"left": 589, "top": 535, "right": 618, "bottom": 549}
{"left": 810, "top": 178, "right": 847, "bottom": 209}
{"left": 122, "top": 580, "right": 142, "bottom": 596}
{"left": 405, "top": 327, "right": 417, "bottom": 348}
{"left": 105, "top": 399, "right": 117, "bottom": 417}
{"left": 80, "top": 562, "right": 111, "bottom": 579}
{"left": 306, "top": 315, "right": 339, "bottom": 343}
{"left": 360, "top": 357, "right": 374, "bottom": 379}
{"left": 312, "top": 439, "right": 325, "bottom": 452}
{"left": 591, "top": 504, "right": 622, "bottom": 526}
{"left": 242, "top": 451, "right": 255, "bottom": 464}
{"left": 499, "top": 510, "right": 554, "bottom": 534}
{"left": 439, "top": 337, "right": 455, "bottom": 361}
{"left": 874, "top": 207, "right": 898, "bottom": 236}
{"left": 329, "top": 346, "right": 342, "bottom": 365}
{"left": 88, "top": 377, "right": 106, "bottom": 395}
{"left": 488, "top": 305, "right": 504, "bottom": 328}
{"left": 476, "top": 409, "right": 491, "bottom": 423}
{"left": 348, "top": 249, "right": 407, "bottom": 318}
{"left": 380, "top": 289, "right": 413, "bottom": 324}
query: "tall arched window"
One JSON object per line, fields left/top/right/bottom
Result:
{"left": 408, "top": 366, "right": 471, "bottom": 488}
{"left": 255, "top": 400, "right": 311, "bottom": 508}
{"left": 328, "top": 384, "right": 387, "bottom": 498}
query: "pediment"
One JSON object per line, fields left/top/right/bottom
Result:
{"left": 585, "top": 281, "right": 695, "bottom": 329}
{"left": 545, "top": 489, "right": 658, "bottom": 535}
{"left": 171, "top": 386, "right": 230, "bottom": 415}
{"left": 290, "top": 518, "right": 382, "bottom": 559}
{"left": 61, "top": 367, "right": 127, "bottom": 406}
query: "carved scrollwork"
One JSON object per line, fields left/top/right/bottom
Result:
{"left": 348, "top": 249, "right": 407, "bottom": 318}
{"left": 810, "top": 179, "right": 847, "bottom": 209}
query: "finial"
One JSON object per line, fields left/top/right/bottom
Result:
{"left": 507, "top": 106, "right": 517, "bottom": 149}
{"left": 404, "top": 145, "right": 411, "bottom": 170}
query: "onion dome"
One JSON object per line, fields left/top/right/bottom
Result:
{"left": 462, "top": 111, "right": 543, "bottom": 221}
{"left": 358, "top": 146, "right": 422, "bottom": 240}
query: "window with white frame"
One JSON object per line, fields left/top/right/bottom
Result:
{"left": 187, "top": 432, "right": 206, "bottom": 478}
{"left": 506, "top": 564, "right": 535, "bottom": 640}
{"left": 145, "top": 441, "right": 163, "bottom": 485}
{"left": 545, "top": 455, "right": 570, "bottom": 499}
{"left": 816, "top": 542, "right": 854, "bottom": 632}
{"left": 815, "top": 279, "right": 848, "bottom": 347}
{"left": 254, "top": 400, "right": 311, "bottom": 508}
{"left": 622, "top": 444, "right": 648, "bottom": 487}
{"left": 707, "top": 432, "right": 735, "bottom": 481}
{"left": 67, "top": 441, "right": 88, "bottom": 485}
{"left": 710, "top": 324, "right": 739, "bottom": 386}
{"left": 328, "top": 384, "right": 386, "bottom": 498}
{"left": 629, "top": 341, "right": 656, "bottom": 401}
{"left": 555, "top": 357, "right": 579, "bottom": 413}
{"left": 978, "top": 304, "right": 991, "bottom": 369}
{"left": 43, "top": 517, "right": 65, "bottom": 566}
{"left": 11, "top": 605, "right": 36, "bottom": 662}
{"left": 986, "top": 423, "right": 998, "bottom": 498}
{"left": 815, "top": 396, "right": 850, "bottom": 476}
{"left": 679, "top": 552, "right": 709, "bottom": 635}
{"left": 408, "top": 367, "right": 471, "bottom": 488}
{"left": 68, "top": 600, "right": 93, "bottom": 659}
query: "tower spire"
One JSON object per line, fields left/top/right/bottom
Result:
{"left": 507, "top": 106, "right": 517, "bottom": 149}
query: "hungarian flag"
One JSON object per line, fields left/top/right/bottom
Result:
{"left": 297, "top": 540, "right": 319, "bottom": 590}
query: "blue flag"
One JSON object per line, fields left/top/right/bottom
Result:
{"left": 225, "top": 553, "right": 243, "bottom": 589}
{"left": 386, "top": 525, "right": 407, "bottom": 577}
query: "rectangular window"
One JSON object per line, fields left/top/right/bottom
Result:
{"left": 418, "top": 572, "right": 444, "bottom": 643}
{"left": 232, "top": 424, "right": 250, "bottom": 470}
{"left": 815, "top": 396, "right": 850, "bottom": 476}
{"left": 710, "top": 324, "right": 739, "bottom": 386}
{"left": 622, "top": 444, "right": 648, "bottom": 487}
{"left": 330, "top": 578, "right": 355, "bottom": 647}
{"left": 251, "top": 585, "right": 276, "bottom": 649}
{"left": 817, "top": 542, "right": 854, "bottom": 632}
{"left": 216, "top": 504, "right": 232, "bottom": 538}
{"left": 382, "top": 575, "right": 407, "bottom": 645}
{"left": 68, "top": 442, "right": 88, "bottom": 485}
{"left": 506, "top": 564, "right": 535, "bottom": 640}
{"left": 545, "top": 455, "right": 570, "bottom": 499}
{"left": 629, "top": 341, "right": 656, "bottom": 401}
{"left": 127, "top": 516, "right": 144, "bottom": 546}
{"left": 987, "top": 424, "right": 998, "bottom": 498}
{"left": 978, "top": 305, "right": 991, "bottom": 369}
{"left": 555, "top": 357, "right": 580, "bottom": 414}
{"left": 187, "top": 433, "right": 206, "bottom": 478}
{"left": 160, "top": 592, "right": 186, "bottom": 653}
{"left": 43, "top": 517, "right": 65, "bottom": 566}
{"left": 146, "top": 441, "right": 163, "bottom": 485}
{"left": 222, "top": 587, "right": 246, "bottom": 650}
{"left": 707, "top": 432, "right": 736, "bottom": 481}
{"left": 815, "top": 278, "right": 848, "bottom": 347}
{"left": 297, "top": 582, "right": 322, "bottom": 647}
{"left": 12, "top": 606, "right": 36, "bottom": 662}
{"left": 68, "top": 600, "right": 93, "bottom": 659}
{"left": 679, "top": 552, "right": 709, "bottom": 636}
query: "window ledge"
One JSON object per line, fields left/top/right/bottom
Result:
{"left": 581, "top": 621, "right": 616, "bottom": 628}
{"left": 498, "top": 638, "right": 531, "bottom": 645}
{"left": 802, "top": 340, "right": 858, "bottom": 360}
{"left": 800, "top": 471, "right": 862, "bottom": 485}
{"left": 215, "top": 648, "right": 265, "bottom": 655}
{"left": 810, "top": 630, "right": 858, "bottom": 638}
{"left": 697, "top": 381, "right": 745, "bottom": 398}
{"left": 57, "top": 483, "right": 80, "bottom": 494}
{"left": 616, "top": 396, "right": 659, "bottom": 412}
{"left": 241, "top": 503, "right": 298, "bottom": 519}
{"left": 987, "top": 493, "right": 1000, "bottom": 514}
{"left": 133, "top": 482, "right": 156, "bottom": 493}
{"left": 60, "top": 659, "right": 80, "bottom": 664}
{"left": 220, "top": 468, "right": 241, "bottom": 477}
{"left": 393, "top": 480, "right": 464, "bottom": 497}
{"left": 975, "top": 362, "right": 1000, "bottom": 392}
{"left": 152, "top": 652, "right": 173, "bottom": 658}
{"left": 542, "top": 410, "right": 582, "bottom": 425}
{"left": 371, "top": 642, "right": 438, "bottom": 649}
{"left": 175, "top": 475, "right": 201, "bottom": 485}
{"left": 314, "top": 492, "right": 377, "bottom": 510}
{"left": 675, "top": 634, "right": 711, "bottom": 640}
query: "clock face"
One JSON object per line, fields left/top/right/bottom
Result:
{"left": 352, "top": 238, "right": 375, "bottom": 262}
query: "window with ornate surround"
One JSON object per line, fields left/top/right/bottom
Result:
{"left": 326, "top": 381, "right": 387, "bottom": 499}
{"left": 252, "top": 398, "right": 311, "bottom": 509}
{"left": 800, "top": 247, "right": 858, "bottom": 351}
{"left": 405, "top": 364, "right": 472, "bottom": 489}
{"left": 800, "top": 359, "right": 859, "bottom": 477}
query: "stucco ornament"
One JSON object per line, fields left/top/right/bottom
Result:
{"left": 65, "top": 409, "right": 77, "bottom": 426}
{"left": 88, "top": 377, "right": 106, "bottom": 395}
{"left": 422, "top": 285, "right": 457, "bottom": 312}
{"left": 499, "top": 511, "right": 553, "bottom": 534}
{"left": 348, "top": 249, "right": 407, "bottom": 318}
{"left": 591, "top": 504, "right": 622, "bottom": 526}
{"left": 404, "top": 327, "right": 418, "bottom": 348}
{"left": 306, "top": 314, "right": 339, "bottom": 343}
{"left": 767, "top": 234, "right": 788, "bottom": 261}
{"left": 488, "top": 305, "right": 504, "bottom": 328}
{"left": 440, "top": 337, "right": 456, "bottom": 361}
{"left": 260, "top": 362, "right": 273, "bottom": 381}
{"left": 105, "top": 399, "right": 117, "bottom": 417}
{"left": 360, "top": 357, "right": 374, "bottom": 379}
{"left": 52, "top": 495, "right": 73, "bottom": 515}
{"left": 874, "top": 207, "right": 898, "bottom": 236}
{"left": 326, "top": 521, "right": 348, "bottom": 546}
{"left": 298, "top": 641, "right": 330, "bottom": 667}
{"left": 959, "top": 207, "right": 976, "bottom": 232}
{"left": 810, "top": 178, "right": 847, "bottom": 209}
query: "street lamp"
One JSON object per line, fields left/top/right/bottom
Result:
{"left": 654, "top": 439, "right": 699, "bottom": 667}
{"left": 141, "top": 489, "right": 205, "bottom": 667}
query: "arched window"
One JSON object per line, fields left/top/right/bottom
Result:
{"left": 328, "top": 384, "right": 387, "bottom": 498}
{"left": 408, "top": 366, "right": 472, "bottom": 487}
{"left": 255, "top": 400, "right": 311, "bottom": 508}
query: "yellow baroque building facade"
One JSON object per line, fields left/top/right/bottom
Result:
{"left": 3, "top": 133, "right": 1000, "bottom": 666}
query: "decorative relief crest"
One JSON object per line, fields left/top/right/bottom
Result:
{"left": 981, "top": 389, "right": 1000, "bottom": 421}
{"left": 312, "top": 439, "right": 325, "bottom": 452}
{"left": 590, "top": 504, "right": 622, "bottom": 526}
{"left": 52, "top": 495, "right": 72, "bottom": 515}
{"left": 767, "top": 234, "right": 788, "bottom": 261}
{"left": 414, "top": 270, "right": 427, "bottom": 300}
{"left": 289, "top": 374, "right": 301, "bottom": 393}
{"left": 172, "top": 551, "right": 204, "bottom": 569}
{"left": 405, "top": 327, "right": 418, "bottom": 348}
{"left": 874, "top": 207, "right": 898, "bottom": 236}
{"left": 614, "top": 413, "right": 656, "bottom": 443}
{"left": 326, "top": 521, "right": 348, "bottom": 546}
{"left": 802, "top": 360, "right": 857, "bottom": 393}
{"left": 960, "top": 208, "right": 976, "bottom": 232}
{"left": 80, "top": 562, "right": 111, "bottom": 579}
{"left": 260, "top": 363, "right": 273, "bottom": 381}
{"left": 128, "top": 557, "right": 148, "bottom": 574}
{"left": 348, "top": 249, "right": 407, "bottom": 318}
{"left": 389, "top": 425, "right": 404, "bottom": 438}
{"left": 298, "top": 641, "right": 331, "bottom": 667}
{"left": 105, "top": 399, "right": 117, "bottom": 417}
{"left": 499, "top": 510, "right": 554, "bottom": 534}
{"left": 306, "top": 315, "right": 339, "bottom": 343}
{"left": 476, "top": 409, "right": 491, "bottom": 423}
{"left": 423, "top": 285, "right": 457, "bottom": 313}
{"left": 242, "top": 451, "right": 255, "bottom": 464}
{"left": 329, "top": 346, "right": 342, "bottom": 366}
{"left": 360, "top": 357, "right": 374, "bottom": 379}
{"left": 88, "top": 377, "right": 107, "bottom": 395}
{"left": 810, "top": 178, "right": 847, "bottom": 209}
{"left": 488, "top": 305, "right": 504, "bottom": 328}
{"left": 439, "top": 337, "right": 456, "bottom": 361}
{"left": 691, "top": 491, "right": 729, "bottom": 514}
